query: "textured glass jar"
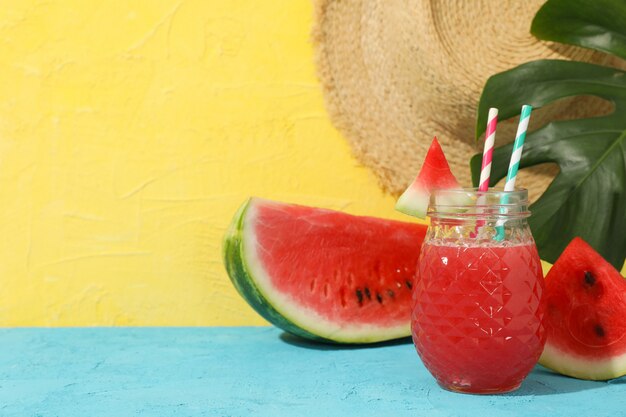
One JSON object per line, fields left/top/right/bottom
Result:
{"left": 412, "top": 189, "right": 546, "bottom": 394}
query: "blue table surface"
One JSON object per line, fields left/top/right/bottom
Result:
{"left": 1, "top": 327, "right": 624, "bottom": 417}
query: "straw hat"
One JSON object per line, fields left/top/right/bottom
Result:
{"left": 312, "top": 0, "right": 616, "bottom": 201}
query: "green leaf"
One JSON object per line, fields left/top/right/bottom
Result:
{"left": 531, "top": 0, "right": 626, "bottom": 60}
{"left": 473, "top": 59, "right": 626, "bottom": 270}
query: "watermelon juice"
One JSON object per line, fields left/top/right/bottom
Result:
{"left": 412, "top": 189, "right": 546, "bottom": 394}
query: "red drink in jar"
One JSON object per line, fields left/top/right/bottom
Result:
{"left": 412, "top": 189, "right": 546, "bottom": 394}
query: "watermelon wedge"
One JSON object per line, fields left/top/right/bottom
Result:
{"left": 539, "top": 237, "right": 626, "bottom": 380}
{"left": 395, "top": 137, "right": 464, "bottom": 218}
{"left": 222, "top": 198, "right": 427, "bottom": 343}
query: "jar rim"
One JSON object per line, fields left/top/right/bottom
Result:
{"left": 428, "top": 187, "right": 530, "bottom": 220}
{"left": 430, "top": 187, "right": 528, "bottom": 202}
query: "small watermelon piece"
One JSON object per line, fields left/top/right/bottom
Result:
{"left": 222, "top": 198, "right": 427, "bottom": 343}
{"left": 539, "top": 237, "right": 626, "bottom": 380}
{"left": 395, "top": 137, "right": 464, "bottom": 218}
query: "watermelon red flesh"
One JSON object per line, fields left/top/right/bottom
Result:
{"left": 539, "top": 237, "right": 626, "bottom": 380}
{"left": 223, "top": 198, "right": 427, "bottom": 343}
{"left": 395, "top": 137, "right": 463, "bottom": 218}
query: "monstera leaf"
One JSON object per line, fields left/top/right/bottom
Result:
{"left": 471, "top": 0, "right": 626, "bottom": 270}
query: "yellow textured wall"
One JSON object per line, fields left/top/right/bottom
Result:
{"left": 0, "top": 1, "right": 408, "bottom": 326}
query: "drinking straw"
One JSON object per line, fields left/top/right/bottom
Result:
{"left": 495, "top": 105, "right": 533, "bottom": 241}
{"left": 478, "top": 108, "right": 498, "bottom": 193}
{"left": 473, "top": 108, "right": 498, "bottom": 236}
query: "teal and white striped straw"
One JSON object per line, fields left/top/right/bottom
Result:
{"left": 495, "top": 105, "right": 532, "bottom": 240}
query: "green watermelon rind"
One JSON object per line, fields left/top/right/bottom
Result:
{"left": 222, "top": 199, "right": 330, "bottom": 343}
{"left": 540, "top": 343, "right": 626, "bottom": 381}
{"left": 395, "top": 185, "right": 429, "bottom": 218}
{"left": 395, "top": 186, "right": 473, "bottom": 219}
{"left": 222, "top": 198, "right": 410, "bottom": 344}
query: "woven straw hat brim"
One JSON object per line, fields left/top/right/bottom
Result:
{"left": 313, "top": 0, "right": 617, "bottom": 201}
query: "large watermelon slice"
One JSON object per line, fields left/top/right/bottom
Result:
{"left": 395, "top": 137, "right": 464, "bottom": 218}
{"left": 539, "top": 237, "right": 626, "bottom": 380}
{"left": 223, "top": 198, "right": 427, "bottom": 343}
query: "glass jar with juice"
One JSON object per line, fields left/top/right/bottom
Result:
{"left": 412, "top": 188, "right": 546, "bottom": 394}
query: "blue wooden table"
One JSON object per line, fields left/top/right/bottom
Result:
{"left": 1, "top": 327, "right": 624, "bottom": 416}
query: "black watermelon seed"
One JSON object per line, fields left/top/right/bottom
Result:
{"left": 355, "top": 289, "right": 364, "bottom": 306}
{"left": 595, "top": 324, "right": 605, "bottom": 337}
{"left": 364, "top": 287, "right": 372, "bottom": 300}
{"left": 376, "top": 292, "right": 383, "bottom": 304}
{"left": 405, "top": 280, "right": 413, "bottom": 290}
{"left": 584, "top": 271, "right": 596, "bottom": 286}
{"left": 387, "top": 289, "right": 395, "bottom": 298}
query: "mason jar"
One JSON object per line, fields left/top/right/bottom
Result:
{"left": 411, "top": 188, "right": 546, "bottom": 394}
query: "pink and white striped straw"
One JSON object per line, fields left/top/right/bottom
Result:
{"left": 473, "top": 108, "right": 498, "bottom": 237}
{"left": 478, "top": 108, "right": 498, "bottom": 192}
